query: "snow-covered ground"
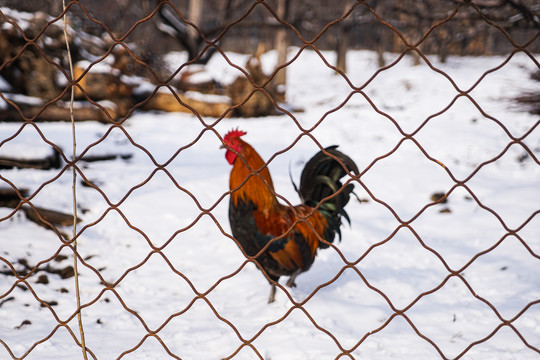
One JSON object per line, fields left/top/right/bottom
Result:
{"left": 1, "top": 49, "right": 539, "bottom": 359}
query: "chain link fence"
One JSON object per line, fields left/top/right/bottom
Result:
{"left": 1, "top": 0, "right": 539, "bottom": 359}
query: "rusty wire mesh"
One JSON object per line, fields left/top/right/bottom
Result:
{"left": 1, "top": 0, "right": 540, "bottom": 359}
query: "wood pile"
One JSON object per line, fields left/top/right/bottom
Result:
{"left": 1, "top": 9, "right": 283, "bottom": 122}
{"left": 226, "top": 44, "right": 283, "bottom": 117}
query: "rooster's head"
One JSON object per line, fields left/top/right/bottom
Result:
{"left": 222, "top": 129, "right": 247, "bottom": 165}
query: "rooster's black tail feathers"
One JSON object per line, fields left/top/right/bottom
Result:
{"left": 298, "top": 146, "right": 358, "bottom": 248}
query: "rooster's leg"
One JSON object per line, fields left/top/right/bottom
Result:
{"left": 286, "top": 269, "right": 301, "bottom": 288}
{"left": 268, "top": 284, "right": 277, "bottom": 303}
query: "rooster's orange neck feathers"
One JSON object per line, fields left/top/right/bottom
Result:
{"left": 229, "top": 139, "right": 278, "bottom": 211}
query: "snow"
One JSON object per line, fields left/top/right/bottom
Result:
{"left": 1, "top": 49, "right": 539, "bottom": 359}
{"left": 184, "top": 91, "right": 231, "bottom": 104}
{"left": 0, "top": 7, "right": 48, "bottom": 32}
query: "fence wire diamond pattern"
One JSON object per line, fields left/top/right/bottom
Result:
{"left": 1, "top": 1, "right": 539, "bottom": 359}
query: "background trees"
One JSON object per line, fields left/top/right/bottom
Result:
{"left": 3, "top": 0, "right": 538, "bottom": 61}
{"left": 1, "top": 0, "right": 538, "bottom": 118}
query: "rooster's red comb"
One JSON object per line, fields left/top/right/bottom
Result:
{"left": 224, "top": 128, "right": 247, "bottom": 142}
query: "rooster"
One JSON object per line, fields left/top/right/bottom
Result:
{"left": 222, "top": 129, "right": 358, "bottom": 303}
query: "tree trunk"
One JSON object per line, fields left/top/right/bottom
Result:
{"left": 438, "top": 28, "right": 449, "bottom": 64}
{"left": 188, "top": 0, "right": 203, "bottom": 40}
{"left": 336, "top": 23, "right": 347, "bottom": 73}
{"left": 375, "top": 2, "right": 385, "bottom": 68}
{"left": 274, "top": 0, "right": 288, "bottom": 89}
{"left": 336, "top": 0, "right": 353, "bottom": 73}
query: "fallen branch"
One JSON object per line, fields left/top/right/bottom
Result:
{"left": 79, "top": 153, "right": 133, "bottom": 163}
{"left": 0, "top": 188, "right": 81, "bottom": 228}
{"left": 22, "top": 205, "right": 81, "bottom": 228}
{"left": 515, "top": 92, "right": 540, "bottom": 115}
{"left": 143, "top": 90, "right": 231, "bottom": 118}
{"left": 0, "top": 148, "right": 61, "bottom": 170}
{"left": 0, "top": 187, "right": 29, "bottom": 208}
{"left": 0, "top": 100, "right": 119, "bottom": 123}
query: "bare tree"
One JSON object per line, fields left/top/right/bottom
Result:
{"left": 335, "top": 0, "right": 354, "bottom": 73}
{"left": 156, "top": 0, "right": 228, "bottom": 64}
{"left": 274, "top": 0, "right": 289, "bottom": 87}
